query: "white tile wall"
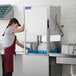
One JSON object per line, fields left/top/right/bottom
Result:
{"left": 61, "top": 0, "right": 76, "bottom": 44}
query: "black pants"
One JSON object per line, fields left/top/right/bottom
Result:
{"left": 1, "top": 55, "right": 12, "bottom": 76}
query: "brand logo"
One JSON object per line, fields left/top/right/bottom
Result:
{"left": 25, "top": 6, "right": 31, "bottom": 10}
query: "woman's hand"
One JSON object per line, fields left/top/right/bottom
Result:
{"left": 25, "top": 47, "right": 30, "bottom": 50}
{"left": 22, "top": 24, "right": 25, "bottom": 28}
{"left": 22, "top": 24, "right": 25, "bottom": 31}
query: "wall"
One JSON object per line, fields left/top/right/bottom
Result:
{"left": 0, "top": 0, "right": 76, "bottom": 76}
{"left": 61, "top": 0, "right": 76, "bottom": 44}
{"left": 0, "top": 0, "right": 76, "bottom": 48}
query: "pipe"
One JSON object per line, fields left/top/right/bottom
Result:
{"left": 55, "top": 15, "right": 64, "bottom": 37}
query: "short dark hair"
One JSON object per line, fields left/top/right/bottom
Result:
{"left": 8, "top": 18, "right": 21, "bottom": 27}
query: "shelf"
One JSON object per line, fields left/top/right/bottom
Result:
{"left": 0, "top": 5, "right": 14, "bottom": 19}
{"left": 49, "top": 53, "right": 76, "bottom": 64}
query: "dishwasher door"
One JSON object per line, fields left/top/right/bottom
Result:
{"left": 23, "top": 55, "right": 49, "bottom": 76}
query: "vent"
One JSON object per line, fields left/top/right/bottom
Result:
{"left": 0, "top": 5, "right": 14, "bottom": 20}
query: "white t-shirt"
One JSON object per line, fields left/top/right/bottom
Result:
{"left": 1, "top": 26, "right": 15, "bottom": 54}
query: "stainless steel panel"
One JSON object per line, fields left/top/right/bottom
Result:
{"left": 56, "top": 57, "right": 76, "bottom": 64}
{"left": 23, "top": 55, "right": 49, "bottom": 76}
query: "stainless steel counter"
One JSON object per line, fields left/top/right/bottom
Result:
{"left": 49, "top": 53, "right": 76, "bottom": 58}
{"left": 49, "top": 53, "right": 76, "bottom": 64}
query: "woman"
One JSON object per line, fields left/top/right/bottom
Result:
{"left": 1, "top": 18, "right": 30, "bottom": 76}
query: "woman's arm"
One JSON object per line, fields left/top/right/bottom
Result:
{"left": 16, "top": 39, "right": 24, "bottom": 48}
{"left": 16, "top": 39, "right": 30, "bottom": 50}
{"left": 13, "top": 25, "right": 24, "bottom": 33}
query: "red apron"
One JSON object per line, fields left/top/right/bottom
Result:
{"left": 5, "top": 36, "right": 16, "bottom": 72}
